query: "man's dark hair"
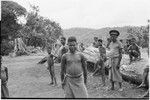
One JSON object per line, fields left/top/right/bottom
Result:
{"left": 68, "top": 36, "right": 77, "bottom": 43}
{"left": 94, "top": 37, "right": 98, "bottom": 39}
{"left": 98, "top": 39, "right": 103, "bottom": 42}
{"left": 61, "top": 36, "right": 66, "bottom": 41}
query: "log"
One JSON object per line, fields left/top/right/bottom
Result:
{"left": 13, "top": 38, "right": 30, "bottom": 57}
{"left": 86, "top": 61, "right": 149, "bottom": 88}
{"left": 37, "top": 56, "right": 47, "bottom": 64}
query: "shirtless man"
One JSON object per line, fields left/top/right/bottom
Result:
{"left": 61, "top": 36, "right": 88, "bottom": 98}
{"left": 58, "top": 37, "right": 68, "bottom": 63}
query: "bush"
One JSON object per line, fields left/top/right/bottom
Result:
{"left": 1, "top": 40, "right": 14, "bottom": 56}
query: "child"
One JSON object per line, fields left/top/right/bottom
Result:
{"left": 1, "top": 56, "right": 9, "bottom": 98}
{"left": 47, "top": 46, "right": 57, "bottom": 86}
{"left": 61, "top": 36, "right": 88, "bottom": 98}
{"left": 92, "top": 39, "right": 107, "bottom": 86}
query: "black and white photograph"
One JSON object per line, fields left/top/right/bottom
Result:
{"left": 1, "top": 0, "right": 150, "bottom": 99}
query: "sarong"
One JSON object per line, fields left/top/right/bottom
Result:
{"left": 108, "top": 57, "right": 122, "bottom": 82}
{"left": 1, "top": 83, "right": 9, "bottom": 98}
{"left": 63, "top": 73, "right": 88, "bottom": 98}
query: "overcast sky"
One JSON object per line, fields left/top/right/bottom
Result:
{"left": 10, "top": 0, "right": 150, "bottom": 29}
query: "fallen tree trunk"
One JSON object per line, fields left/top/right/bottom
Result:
{"left": 87, "top": 61, "right": 149, "bottom": 88}
{"left": 38, "top": 56, "right": 47, "bottom": 64}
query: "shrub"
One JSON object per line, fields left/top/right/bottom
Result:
{"left": 1, "top": 40, "right": 14, "bottom": 56}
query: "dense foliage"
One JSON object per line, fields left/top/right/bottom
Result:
{"left": 1, "top": 1, "right": 63, "bottom": 55}
{"left": 127, "top": 26, "right": 149, "bottom": 48}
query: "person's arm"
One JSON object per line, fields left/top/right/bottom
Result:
{"left": 127, "top": 45, "right": 131, "bottom": 52}
{"left": 117, "top": 42, "right": 123, "bottom": 69}
{"left": 5, "top": 67, "right": 8, "bottom": 82}
{"left": 81, "top": 54, "right": 87, "bottom": 85}
{"left": 106, "top": 38, "right": 111, "bottom": 49}
{"left": 103, "top": 47, "right": 106, "bottom": 60}
{"left": 60, "top": 54, "right": 66, "bottom": 83}
{"left": 93, "top": 61, "right": 100, "bottom": 76}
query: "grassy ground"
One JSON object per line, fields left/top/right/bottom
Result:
{"left": 2, "top": 49, "right": 148, "bottom": 98}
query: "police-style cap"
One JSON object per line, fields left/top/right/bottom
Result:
{"left": 109, "top": 30, "right": 120, "bottom": 36}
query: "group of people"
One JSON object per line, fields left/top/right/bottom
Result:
{"left": 46, "top": 29, "right": 125, "bottom": 98}
{"left": 0, "top": 29, "right": 148, "bottom": 98}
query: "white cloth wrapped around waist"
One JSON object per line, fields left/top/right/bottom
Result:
{"left": 106, "top": 49, "right": 119, "bottom": 58}
{"left": 65, "top": 73, "right": 83, "bottom": 78}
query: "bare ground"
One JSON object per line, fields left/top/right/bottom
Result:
{"left": 2, "top": 50, "right": 148, "bottom": 98}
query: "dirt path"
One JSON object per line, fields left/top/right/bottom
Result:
{"left": 2, "top": 51, "right": 148, "bottom": 98}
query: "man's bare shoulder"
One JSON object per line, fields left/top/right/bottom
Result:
{"left": 62, "top": 52, "right": 70, "bottom": 58}
{"left": 76, "top": 52, "right": 85, "bottom": 59}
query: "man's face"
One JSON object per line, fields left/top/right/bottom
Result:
{"left": 131, "top": 39, "right": 135, "bottom": 45}
{"left": 68, "top": 42, "right": 77, "bottom": 53}
{"left": 60, "top": 39, "right": 65, "bottom": 45}
{"left": 94, "top": 37, "right": 98, "bottom": 42}
{"left": 110, "top": 33, "right": 117, "bottom": 42}
{"left": 47, "top": 47, "right": 52, "bottom": 54}
{"left": 98, "top": 41, "right": 102, "bottom": 46}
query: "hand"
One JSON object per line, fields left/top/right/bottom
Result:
{"left": 116, "top": 65, "right": 120, "bottom": 70}
{"left": 61, "top": 82, "right": 65, "bottom": 89}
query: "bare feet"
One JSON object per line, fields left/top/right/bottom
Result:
{"left": 118, "top": 88, "right": 123, "bottom": 91}
{"left": 49, "top": 82, "right": 54, "bottom": 85}
{"left": 106, "top": 87, "right": 114, "bottom": 91}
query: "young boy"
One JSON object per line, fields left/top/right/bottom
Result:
{"left": 107, "top": 30, "right": 123, "bottom": 91}
{"left": 92, "top": 39, "right": 107, "bottom": 86}
{"left": 47, "top": 46, "right": 57, "bottom": 86}
{"left": 1, "top": 56, "right": 9, "bottom": 98}
{"left": 61, "top": 36, "right": 88, "bottom": 98}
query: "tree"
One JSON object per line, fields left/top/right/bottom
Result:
{"left": 1, "top": 1, "right": 27, "bottom": 41}
{"left": 21, "top": 5, "right": 63, "bottom": 49}
{"left": 1, "top": 1, "right": 27, "bottom": 55}
{"left": 127, "top": 26, "right": 149, "bottom": 48}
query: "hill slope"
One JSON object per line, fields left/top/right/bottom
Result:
{"left": 63, "top": 26, "right": 140, "bottom": 45}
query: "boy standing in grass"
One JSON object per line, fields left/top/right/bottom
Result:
{"left": 47, "top": 46, "right": 57, "bottom": 86}
{"left": 61, "top": 36, "right": 88, "bottom": 98}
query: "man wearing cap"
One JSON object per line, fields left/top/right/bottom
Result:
{"left": 106, "top": 30, "right": 123, "bottom": 91}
